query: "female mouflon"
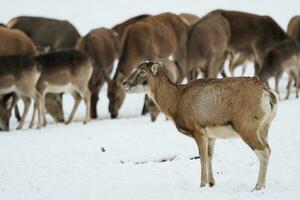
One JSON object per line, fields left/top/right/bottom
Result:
{"left": 122, "top": 61, "right": 278, "bottom": 190}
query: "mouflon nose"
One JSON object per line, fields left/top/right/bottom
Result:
{"left": 111, "top": 113, "right": 117, "bottom": 119}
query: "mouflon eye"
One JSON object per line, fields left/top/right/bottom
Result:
{"left": 139, "top": 70, "right": 146, "bottom": 76}
{"left": 142, "top": 80, "right": 148, "bottom": 85}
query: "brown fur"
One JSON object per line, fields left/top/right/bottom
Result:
{"left": 112, "top": 14, "right": 151, "bottom": 40}
{"left": 112, "top": 14, "right": 151, "bottom": 52}
{"left": 144, "top": 59, "right": 182, "bottom": 122}
{"left": 0, "top": 27, "right": 38, "bottom": 56}
{"left": 31, "top": 50, "right": 93, "bottom": 126}
{"left": 187, "top": 12, "right": 230, "bottom": 79}
{"left": 43, "top": 93, "right": 64, "bottom": 122}
{"left": 258, "top": 39, "right": 300, "bottom": 99}
{"left": 179, "top": 13, "right": 200, "bottom": 26}
{"left": 0, "top": 27, "right": 38, "bottom": 122}
{"left": 123, "top": 61, "right": 278, "bottom": 190}
{"left": 0, "top": 27, "right": 64, "bottom": 123}
{"left": 0, "top": 55, "right": 43, "bottom": 130}
{"left": 287, "top": 16, "right": 300, "bottom": 44}
{"left": 76, "top": 28, "right": 119, "bottom": 119}
{"left": 7, "top": 16, "right": 82, "bottom": 122}
{"left": 228, "top": 48, "right": 254, "bottom": 76}
{"left": 107, "top": 12, "right": 189, "bottom": 118}
{"left": 8, "top": 16, "right": 80, "bottom": 52}
{"left": 187, "top": 10, "right": 287, "bottom": 79}
{"left": 215, "top": 10, "right": 288, "bottom": 73}
{"left": 7, "top": 16, "right": 81, "bottom": 121}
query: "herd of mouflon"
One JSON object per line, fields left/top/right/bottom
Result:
{"left": 1, "top": 9, "right": 299, "bottom": 190}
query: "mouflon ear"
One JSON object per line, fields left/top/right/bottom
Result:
{"left": 151, "top": 63, "right": 161, "bottom": 75}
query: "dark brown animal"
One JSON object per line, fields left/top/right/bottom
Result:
{"left": 258, "top": 39, "right": 300, "bottom": 99}
{"left": 188, "top": 10, "right": 287, "bottom": 79}
{"left": 76, "top": 28, "right": 119, "bottom": 119}
{"left": 287, "top": 16, "right": 300, "bottom": 44}
{"left": 0, "top": 55, "right": 43, "bottom": 130}
{"left": 187, "top": 12, "right": 230, "bottom": 79}
{"left": 123, "top": 61, "right": 278, "bottom": 190}
{"left": 7, "top": 16, "right": 81, "bottom": 123}
{"left": 107, "top": 12, "right": 189, "bottom": 118}
{"left": 215, "top": 10, "right": 288, "bottom": 74}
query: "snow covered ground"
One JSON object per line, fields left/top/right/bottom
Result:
{"left": 1, "top": 1, "right": 300, "bottom": 199}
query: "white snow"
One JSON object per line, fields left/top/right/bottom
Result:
{"left": 1, "top": 1, "right": 300, "bottom": 199}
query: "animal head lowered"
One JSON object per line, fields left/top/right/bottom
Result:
{"left": 122, "top": 61, "right": 165, "bottom": 93}
{"left": 105, "top": 73, "right": 126, "bottom": 119}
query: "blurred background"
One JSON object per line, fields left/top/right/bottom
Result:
{"left": 1, "top": 0, "right": 299, "bottom": 34}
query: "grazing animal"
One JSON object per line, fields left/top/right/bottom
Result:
{"left": 107, "top": 12, "right": 189, "bottom": 118}
{"left": 228, "top": 48, "right": 254, "bottom": 76}
{"left": 76, "top": 28, "right": 119, "bottom": 119}
{"left": 258, "top": 39, "right": 300, "bottom": 99}
{"left": 287, "top": 16, "right": 300, "bottom": 44}
{"left": 180, "top": 13, "right": 200, "bottom": 26}
{"left": 215, "top": 10, "right": 288, "bottom": 74}
{"left": 0, "top": 26, "right": 38, "bottom": 122}
{"left": 187, "top": 12, "right": 230, "bottom": 79}
{"left": 8, "top": 16, "right": 81, "bottom": 122}
{"left": 31, "top": 50, "right": 93, "bottom": 126}
{"left": 188, "top": 10, "right": 287, "bottom": 79}
{"left": 0, "top": 55, "right": 43, "bottom": 130}
{"left": 122, "top": 61, "right": 278, "bottom": 190}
